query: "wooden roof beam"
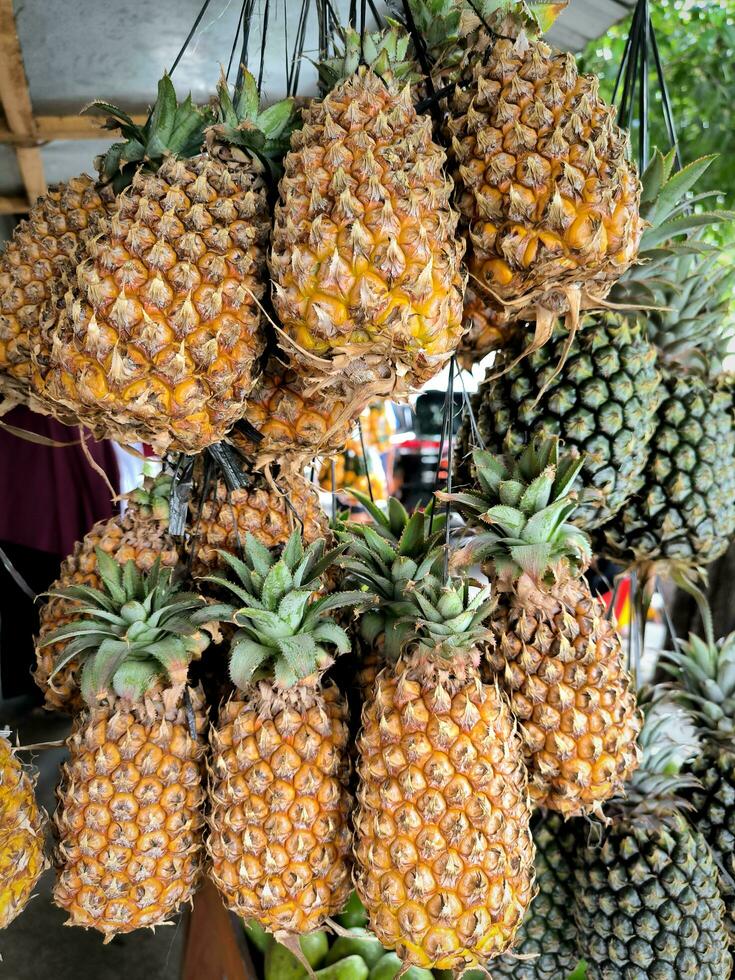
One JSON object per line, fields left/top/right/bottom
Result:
{"left": 0, "top": 111, "right": 149, "bottom": 144}
{"left": 0, "top": 0, "right": 46, "bottom": 204}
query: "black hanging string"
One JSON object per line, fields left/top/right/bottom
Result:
{"left": 428, "top": 366, "right": 455, "bottom": 536}
{"left": 331, "top": 458, "right": 337, "bottom": 523}
{"left": 457, "top": 367, "right": 484, "bottom": 451}
{"left": 0, "top": 544, "right": 36, "bottom": 602}
{"left": 227, "top": 0, "right": 249, "bottom": 80}
{"left": 168, "top": 0, "right": 215, "bottom": 77}
{"left": 359, "top": 0, "right": 368, "bottom": 66}
{"left": 442, "top": 358, "right": 457, "bottom": 583}
{"left": 614, "top": 0, "right": 681, "bottom": 174}
{"left": 356, "top": 417, "right": 374, "bottom": 503}
{"left": 256, "top": 0, "right": 271, "bottom": 93}
{"left": 286, "top": 0, "right": 311, "bottom": 97}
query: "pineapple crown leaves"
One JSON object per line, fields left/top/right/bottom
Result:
{"left": 612, "top": 690, "right": 701, "bottom": 817}
{"left": 125, "top": 472, "right": 173, "bottom": 522}
{"left": 401, "top": 575, "right": 494, "bottom": 661}
{"left": 336, "top": 492, "right": 447, "bottom": 658}
{"left": 89, "top": 73, "right": 212, "bottom": 191}
{"left": 660, "top": 632, "right": 735, "bottom": 743}
{"left": 461, "top": 0, "right": 568, "bottom": 41}
{"left": 40, "top": 550, "right": 209, "bottom": 706}
{"left": 387, "top": 0, "right": 463, "bottom": 71}
{"left": 442, "top": 437, "right": 591, "bottom": 583}
{"left": 614, "top": 150, "right": 735, "bottom": 311}
{"left": 191, "top": 530, "right": 367, "bottom": 689}
{"left": 318, "top": 24, "right": 420, "bottom": 92}
{"left": 207, "top": 71, "right": 296, "bottom": 173}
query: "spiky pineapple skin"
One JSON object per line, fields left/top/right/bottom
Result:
{"left": 449, "top": 35, "right": 642, "bottom": 321}
{"left": 270, "top": 67, "right": 466, "bottom": 400}
{"left": 688, "top": 745, "right": 735, "bottom": 925}
{"left": 353, "top": 657, "right": 535, "bottom": 971}
{"left": 493, "top": 812, "right": 579, "bottom": 979}
{"left": 208, "top": 682, "right": 353, "bottom": 933}
{"left": 573, "top": 812, "right": 733, "bottom": 979}
{"left": 0, "top": 176, "right": 113, "bottom": 406}
{"left": 476, "top": 315, "right": 662, "bottom": 528}
{"left": 232, "top": 356, "right": 356, "bottom": 466}
{"left": 189, "top": 473, "right": 328, "bottom": 578}
{"left": 35, "top": 482, "right": 180, "bottom": 713}
{"left": 43, "top": 155, "right": 269, "bottom": 454}
{"left": 0, "top": 737, "right": 46, "bottom": 929}
{"left": 457, "top": 286, "right": 510, "bottom": 367}
{"left": 489, "top": 576, "right": 641, "bottom": 817}
{"left": 596, "top": 370, "right": 735, "bottom": 566}
{"left": 53, "top": 687, "right": 206, "bottom": 939}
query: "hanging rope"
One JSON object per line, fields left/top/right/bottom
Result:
{"left": 356, "top": 417, "right": 374, "bottom": 503}
{"left": 442, "top": 357, "right": 457, "bottom": 583}
{"left": 286, "top": 0, "right": 311, "bottom": 98}
{"left": 168, "top": 0, "right": 216, "bottom": 77}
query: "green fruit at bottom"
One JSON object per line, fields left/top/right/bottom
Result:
{"left": 302, "top": 932, "right": 329, "bottom": 968}
{"left": 264, "top": 932, "right": 329, "bottom": 980}
{"left": 244, "top": 918, "right": 272, "bottom": 954}
{"left": 568, "top": 964, "right": 587, "bottom": 980}
{"left": 325, "top": 930, "right": 385, "bottom": 969}
{"left": 336, "top": 891, "right": 369, "bottom": 929}
{"left": 316, "top": 954, "right": 370, "bottom": 980}
{"left": 265, "top": 943, "right": 307, "bottom": 980}
{"left": 432, "top": 972, "right": 453, "bottom": 980}
{"left": 370, "top": 953, "right": 433, "bottom": 980}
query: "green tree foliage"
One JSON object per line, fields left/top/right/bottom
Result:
{"left": 579, "top": 1, "right": 735, "bottom": 223}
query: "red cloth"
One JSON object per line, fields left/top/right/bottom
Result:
{"left": 0, "top": 406, "right": 120, "bottom": 557}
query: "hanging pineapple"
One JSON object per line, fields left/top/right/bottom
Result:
{"left": 231, "top": 356, "right": 358, "bottom": 469}
{"left": 43, "top": 555, "right": 211, "bottom": 940}
{"left": 0, "top": 736, "right": 47, "bottom": 929}
{"left": 34, "top": 471, "right": 180, "bottom": 713}
{"left": 662, "top": 627, "right": 735, "bottom": 926}
{"left": 0, "top": 173, "right": 116, "bottom": 410}
{"left": 353, "top": 573, "right": 535, "bottom": 972}
{"left": 188, "top": 466, "right": 328, "bottom": 578}
{"left": 39, "top": 73, "right": 295, "bottom": 454}
{"left": 445, "top": 437, "right": 641, "bottom": 817}
{"left": 269, "top": 27, "right": 466, "bottom": 406}
{"left": 573, "top": 700, "right": 733, "bottom": 979}
{"left": 447, "top": 0, "right": 642, "bottom": 352}
{"left": 195, "top": 531, "right": 362, "bottom": 936}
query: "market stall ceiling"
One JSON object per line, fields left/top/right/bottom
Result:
{"left": 0, "top": 0, "right": 636, "bottom": 226}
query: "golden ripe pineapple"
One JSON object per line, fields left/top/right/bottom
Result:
{"left": 446, "top": 437, "right": 641, "bottom": 817}
{"left": 231, "top": 356, "right": 357, "bottom": 468}
{"left": 448, "top": 1, "right": 642, "bottom": 343}
{"left": 35, "top": 472, "right": 179, "bottom": 713}
{"left": 42, "top": 75, "right": 294, "bottom": 453}
{"left": 353, "top": 575, "right": 535, "bottom": 972}
{"left": 45, "top": 556, "right": 211, "bottom": 940}
{"left": 0, "top": 737, "right": 47, "bottom": 929}
{"left": 198, "top": 531, "right": 361, "bottom": 935}
{"left": 0, "top": 176, "right": 114, "bottom": 409}
{"left": 189, "top": 467, "right": 328, "bottom": 578}
{"left": 269, "top": 28, "right": 466, "bottom": 404}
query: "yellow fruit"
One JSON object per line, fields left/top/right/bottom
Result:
{"left": 208, "top": 682, "right": 353, "bottom": 932}
{"left": 0, "top": 737, "right": 46, "bottom": 929}
{"left": 34, "top": 475, "right": 180, "bottom": 713}
{"left": 53, "top": 686, "right": 207, "bottom": 939}
{"left": 0, "top": 175, "right": 113, "bottom": 407}
{"left": 270, "top": 67, "right": 466, "bottom": 402}
{"left": 449, "top": 31, "right": 642, "bottom": 330}
{"left": 489, "top": 574, "right": 642, "bottom": 816}
{"left": 354, "top": 656, "right": 535, "bottom": 971}
{"left": 232, "top": 356, "right": 357, "bottom": 467}
{"left": 43, "top": 155, "right": 269, "bottom": 454}
{"left": 190, "top": 471, "right": 328, "bottom": 577}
